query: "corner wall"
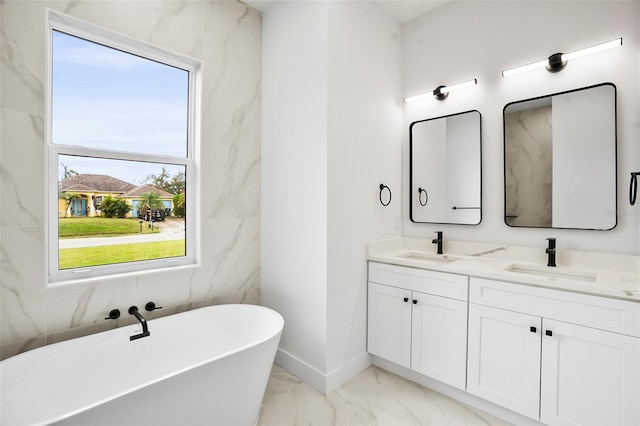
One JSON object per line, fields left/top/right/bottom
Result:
{"left": 402, "top": 0, "right": 640, "bottom": 254}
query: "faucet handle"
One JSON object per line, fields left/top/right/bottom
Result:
{"left": 546, "top": 237, "right": 556, "bottom": 248}
{"left": 145, "top": 302, "right": 163, "bottom": 312}
{"left": 104, "top": 309, "right": 120, "bottom": 320}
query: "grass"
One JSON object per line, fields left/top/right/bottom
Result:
{"left": 59, "top": 217, "right": 160, "bottom": 238}
{"left": 59, "top": 240, "right": 185, "bottom": 269}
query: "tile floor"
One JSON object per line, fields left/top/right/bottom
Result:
{"left": 258, "top": 364, "right": 512, "bottom": 426}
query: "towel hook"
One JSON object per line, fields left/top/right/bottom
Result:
{"left": 630, "top": 172, "right": 639, "bottom": 206}
{"left": 379, "top": 184, "right": 391, "bottom": 206}
{"left": 418, "top": 187, "right": 428, "bottom": 206}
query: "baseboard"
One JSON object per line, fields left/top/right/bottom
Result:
{"left": 274, "top": 348, "right": 327, "bottom": 393}
{"left": 326, "top": 352, "right": 373, "bottom": 393}
{"left": 275, "top": 348, "right": 373, "bottom": 394}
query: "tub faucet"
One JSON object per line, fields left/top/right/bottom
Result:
{"left": 546, "top": 238, "right": 556, "bottom": 267}
{"left": 432, "top": 231, "right": 443, "bottom": 255}
{"left": 128, "top": 306, "right": 150, "bottom": 341}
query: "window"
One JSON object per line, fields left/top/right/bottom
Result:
{"left": 47, "top": 11, "right": 200, "bottom": 283}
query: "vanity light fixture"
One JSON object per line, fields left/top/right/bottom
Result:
{"left": 502, "top": 38, "right": 622, "bottom": 77}
{"left": 404, "top": 79, "right": 477, "bottom": 103}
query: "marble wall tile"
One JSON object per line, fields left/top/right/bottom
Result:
{"left": 204, "top": 0, "right": 262, "bottom": 78}
{"left": 135, "top": 266, "right": 203, "bottom": 317}
{"left": 202, "top": 143, "right": 260, "bottom": 219}
{"left": 208, "top": 287, "right": 260, "bottom": 306}
{"left": 56, "top": 0, "right": 206, "bottom": 59}
{"left": 201, "top": 63, "right": 261, "bottom": 150}
{"left": 201, "top": 217, "right": 260, "bottom": 300}
{"left": 0, "top": 226, "right": 46, "bottom": 344}
{"left": 45, "top": 276, "right": 137, "bottom": 334}
{"left": 0, "top": 1, "right": 47, "bottom": 114}
{"left": 1, "top": 110, "right": 45, "bottom": 227}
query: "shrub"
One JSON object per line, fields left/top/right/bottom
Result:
{"left": 100, "top": 196, "right": 131, "bottom": 218}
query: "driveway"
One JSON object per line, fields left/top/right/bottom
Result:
{"left": 59, "top": 217, "right": 185, "bottom": 249}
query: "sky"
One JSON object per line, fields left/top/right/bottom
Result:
{"left": 52, "top": 30, "right": 189, "bottom": 185}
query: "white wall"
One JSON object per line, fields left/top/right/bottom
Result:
{"left": 261, "top": 0, "right": 329, "bottom": 376}
{"left": 402, "top": 0, "right": 640, "bottom": 254}
{"left": 326, "top": 0, "right": 402, "bottom": 378}
{"left": 261, "top": 0, "right": 402, "bottom": 392}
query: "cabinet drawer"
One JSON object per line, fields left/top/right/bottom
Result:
{"left": 470, "top": 277, "right": 640, "bottom": 337}
{"left": 369, "top": 262, "right": 468, "bottom": 301}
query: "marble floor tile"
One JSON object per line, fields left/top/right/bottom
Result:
{"left": 259, "top": 364, "right": 512, "bottom": 426}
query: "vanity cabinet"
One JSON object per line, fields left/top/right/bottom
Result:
{"left": 367, "top": 262, "right": 468, "bottom": 390}
{"left": 467, "top": 277, "right": 640, "bottom": 425}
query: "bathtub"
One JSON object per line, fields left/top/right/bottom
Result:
{"left": 1, "top": 304, "right": 283, "bottom": 426}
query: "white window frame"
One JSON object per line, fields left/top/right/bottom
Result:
{"left": 46, "top": 10, "right": 201, "bottom": 285}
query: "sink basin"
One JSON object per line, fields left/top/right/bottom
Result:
{"left": 399, "top": 252, "right": 460, "bottom": 264}
{"left": 507, "top": 264, "right": 596, "bottom": 282}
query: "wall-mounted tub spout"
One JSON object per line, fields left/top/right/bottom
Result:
{"left": 128, "top": 306, "right": 150, "bottom": 341}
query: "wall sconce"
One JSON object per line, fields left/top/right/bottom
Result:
{"left": 404, "top": 79, "right": 477, "bottom": 103}
{"left": 502, "top": 38, "right": 622, "bottom": 77}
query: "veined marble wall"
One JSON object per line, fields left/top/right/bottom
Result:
{"left": 504, "top": 106, "right": 553, "bottom": 227}
{"left": 0, "top": 0, "right": 261, "bottom": 359}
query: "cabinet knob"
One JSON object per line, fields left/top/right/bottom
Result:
{"left": 412, "top": 299, "right": 418, "bottom": 304}
{"left": 530, "top": 326, "right": 537, "bottom": 333}
{"left": 545, "top": 330, "right": 553, "bottom": 337}
{"left": 403, "top": 297, "right": 409, "bottom": 303}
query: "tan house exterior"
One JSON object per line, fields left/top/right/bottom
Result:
{"left": 59, "top": 174, "right": 174, "bottom": 218}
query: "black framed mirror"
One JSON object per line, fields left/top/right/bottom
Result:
{"left": 410, "top": 110, "right": 482, "bottom": 225}
{"left": 503, "top": 83, "right": 617, "bottom": 230}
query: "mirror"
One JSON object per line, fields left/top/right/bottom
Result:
{"left": 410, "top": 110, "right": 482, "bottom": 225}
{"left": 504, "top": 83, "right": 617, "bottom": 230}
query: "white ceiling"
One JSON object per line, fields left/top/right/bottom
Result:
{"left": 242, "top": 0, "right": 448, "bottom": 24}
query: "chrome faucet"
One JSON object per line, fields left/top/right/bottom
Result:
{"left": 432, "top": 231, "right": 443, "bottom": 255}
{"left": 546, "top": 238, "right": 556, "bottom": 267}
{"left": 128, "top": 306, "right": 150, "bottom": 340}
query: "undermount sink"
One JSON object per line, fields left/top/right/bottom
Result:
{"left": 506, "top": 264, "right": 597, "bottom": 283}
{"left": 399, "top": 252, "right": 460, "bottom": 264}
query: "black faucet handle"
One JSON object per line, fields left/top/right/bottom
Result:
{"left": 546, "top": 237, "right": 556, "bottom": 248}
{"left": 145, "top": 302, "right": 163, "bottom": 312}
{"left": 104, "top": 309, "right": 121, "bottom": 320}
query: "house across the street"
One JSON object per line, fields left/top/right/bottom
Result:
{"left": 59, "top": 174, "right": 174, "bottom": 218}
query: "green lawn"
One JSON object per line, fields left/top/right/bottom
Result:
{"left": 58, "top": 217, "right": 182, "bottom": 268}
{"left": 59, "top": 217, "right": 160, "bottom": 238}
{"left": 59, "top": 240, "right": 185, "bottom": 269}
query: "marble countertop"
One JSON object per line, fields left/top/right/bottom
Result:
{"left": 367, "top": 238, "right": 640, "bottom": 303}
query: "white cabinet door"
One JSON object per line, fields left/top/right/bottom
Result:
{"left": 411, "top": 292, "right": 468, "bottom": 390}
{"left": 467, "top": 303, "right": 542, "bottom": 420}
{"left": 541, "top": 319, "right": 640, "bottom": 426}
{"left": 367, "top": 282, "right": 411, "bottom": 368}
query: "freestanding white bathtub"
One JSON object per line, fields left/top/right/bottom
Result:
{"left": 1, "top": 304, "right": 283, "bottom": 426}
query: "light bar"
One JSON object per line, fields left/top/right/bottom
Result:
{"left": 404, "top": 78, "right": 477, "bottom": 103}
{"left": 502, "top": 38, "right": 622, "bottom": 77}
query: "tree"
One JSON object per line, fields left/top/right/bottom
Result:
{"left": 138, "top": 191, "right": 165, "bottom": 215}
{"left": 101, "top": 195, "right": 131, "bottom": 218}
{"left": 143, "top": 168, "right": 185, "bottom": 195}
{"left": 60, "top": 163, "right": 78, "bottom": 179}
{"left": 173, "top": 192, "right": 185, "bottom": 217}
